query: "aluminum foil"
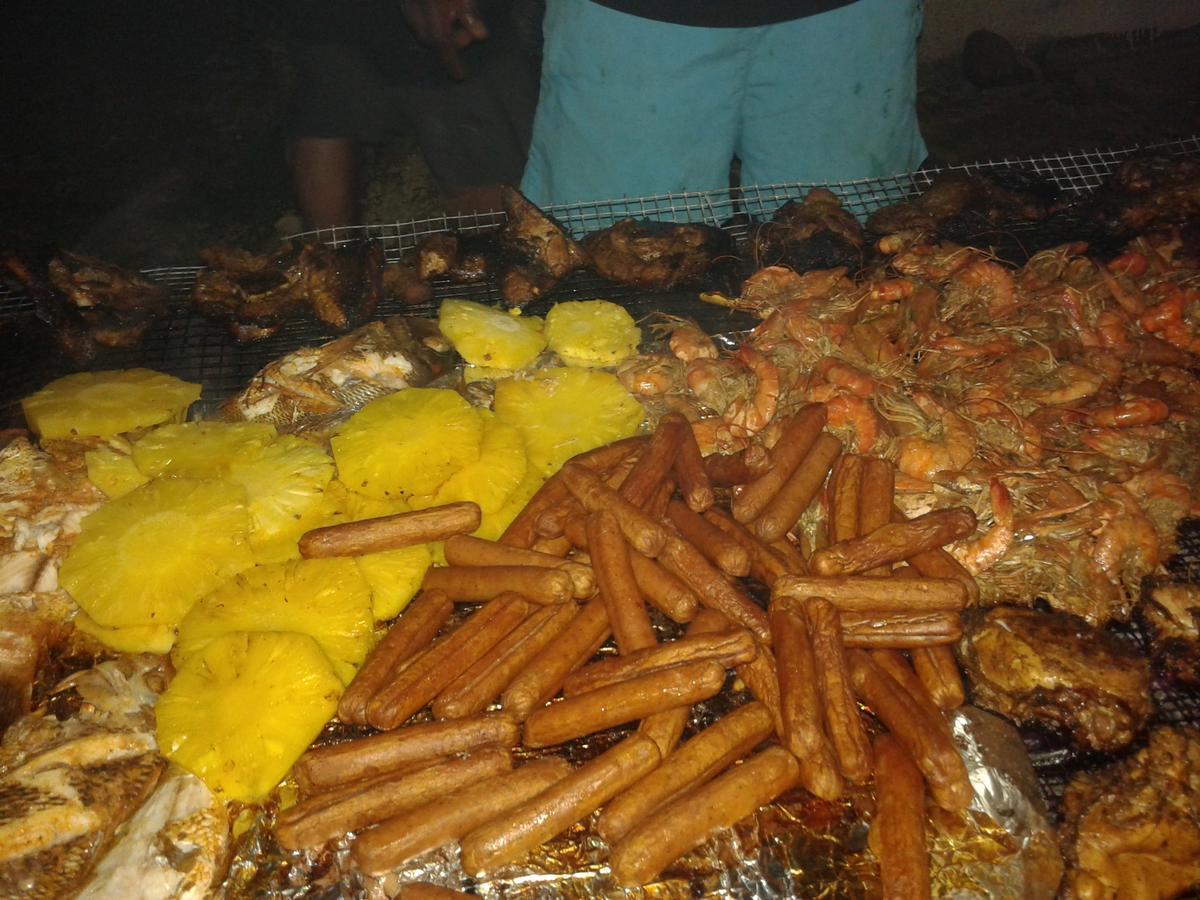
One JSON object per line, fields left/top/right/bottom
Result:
{"left": 218, "top": 702, "right": 1062, "bottom": 899}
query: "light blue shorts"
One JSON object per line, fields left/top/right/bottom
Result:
{"left": 520, "top": 0, "right": 926, "bottom": 208}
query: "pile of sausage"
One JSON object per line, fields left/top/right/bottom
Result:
{"left": 277, "top": 403, "right": 983, "bottom": 895}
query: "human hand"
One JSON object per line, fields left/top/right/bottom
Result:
{"left": 399, "top": 0, "right": 489, "bottom": 81}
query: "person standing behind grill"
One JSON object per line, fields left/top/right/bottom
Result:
{"left": 286, "top": 0, "right": 543, "bottom": 228}
{"left": 520, "top": 0, "right": 927, "bottom": 207}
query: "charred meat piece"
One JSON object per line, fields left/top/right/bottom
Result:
{"left": 1061, "top": 726, "right": 1200, "bottom": 900}
{"left": 582, "top": 219, "right": 737, "bottom": 291}
{"left": 193, "top": 244, "right": 306, "bottom": 342}
{"left": 416, "top": 232, "right": 459, "bottom": 280}
{"left": 867, "top": 173, "right": 979, "bottom": 235}
{"left": 301, "top": 240, "right": 384, "bottom": 332}
{"left": 2, "top": 252, "right": 168, "bottom": 363}
{"left": 1140, "top": 581, "right": 1200, "bottom": 686}
{"left": 867, "top": 170, "right": 1068, "bottom": 237}
{"left": 414, "top": 231, "right": 498, "bottom": 283}
{"left": 383, "top": 261, "right": 433, "bottom": 305}
{"left": 499, "top": 262, "right": 559, "bottom": 308}
{"left": 194, "top": 239, "right": 386, "bottom": 342}
{"left": 498, "top": 186, "right": 587, "bottom": 306}
{"left": 753, "top": 188, "right": 864, "bottom": 272}
{"left": 958, "top": 606, "right": 1151, "bottom": 752}
{"left": 1092, "top": 154, "right": 1200, "bottom": 234}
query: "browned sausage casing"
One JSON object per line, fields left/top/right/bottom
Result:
{"left": 608, "top": 745, "right": 801, "bottom": 887}
{"left": 772, "top": 574, "right": 968, "bottom": 613}
{"left": 586, "top": 509, "right": 657, "bottom": 654}
{"left": 276, "top": 747, "right": 513, "bottom": 850}
{"left": 811, "top": 507, "right": 977, "bottom": 576}
{"left": 367, "top": 594, "right": 531, "bottom": 730}
{"left": 293, "top": 714, "right": 519, "bottom": 795}
{"left": 847, "top": 650, "right": 972, "bottom": 811}
{"left": 804, "top": 597, "right": 872, "bottom": 783}
{"left": 871, "top": 734, "right": 931, "bottom": 900}
{"left": 299, "top": 502, "right": 481, "bottom": 558}
{"left": 352, "top": 757, "right": 572, "bottom": 874}
{"left": 770, "top": 604, "right": 843, "bottom": 800}
{"left": 598, "top": 701, "right": 774, "bottom": 843}
{"left": 753, "top": 432, "right": 844, "bottom": 543}
{"left": 522, "top": 660, "right": 727, "bottom": 748}
{"left": 732, "top": 404, "right": 827, "bottom": 522}
{"left": 500, "top": 596, "right": 610, "bottom": 720}
{"left": 337, "top": 590, "right": 452, "bottom": 726}
{"left": 460, "top": 734, "right": 661, "bottom": 874}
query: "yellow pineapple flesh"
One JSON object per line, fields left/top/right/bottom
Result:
{"left": 226, "top": 435, "right": 334, "bottom": 563}
{"left": 59, "top": 476, "right": 253, "bottom": 637}
{"left": 131, "top": 420, "right": 277, "bottom": 478}
{"left": 73, "top": 610, "right": 175, "bottom": 655}
{"left": 438, "top": 299, "right": 546, "bottom": 370}
{"left": 473, "top": 468, "right": 546, "bottom": 541}
{"left": 544, "top": 300, "right": 641, "bottom": 367}
{"left": 156, "top": 630, "right": 342, "bottom": 802}
{"left": 331, "top": 387, "right": 483, "bottom": 501}
{"left": 433, "top": 410, "right": 527, "bottom": 513}
{"left": 173, "top": 558, "right": 373, "bottom": 685}
{"left": 319, "top": 481, "right": 431, "bottom": 620}
{"left": 22, "top": 369, "right": 202, "bottom": 440}
{"left": 494, "top": 368, "right": 644, "bottom": 476}
{"left": 84, "top": 446, "right": 149, "bottom": 499}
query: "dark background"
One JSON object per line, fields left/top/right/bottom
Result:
{"left": 2, "top": 2, "right": 1199, "bottom": 269}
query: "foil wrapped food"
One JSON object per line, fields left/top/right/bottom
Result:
{"left": 220, "top": 702, "right": 1063, "bottom": 898}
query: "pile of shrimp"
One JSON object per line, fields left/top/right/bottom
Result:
{"left": 618, "top": 226, "right": 1200, "bottom": 626}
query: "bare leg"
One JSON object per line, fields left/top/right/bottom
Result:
{"left": 291, "top": 137, "right": 356, "bottom": 229}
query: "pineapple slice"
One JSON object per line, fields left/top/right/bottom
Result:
{"left": 227, "top": 435, "right": 335, "bottom": 563}
{"left": 544, "top": 300, "right": 641, "bottom": 367}
{"left": 319, "top": 482, "right": 430, "bottom": 620}
{"left": 434, "top": 411, "right": 527, "bottom": 514}
{"left": 331, "top": 388, "right": 483, "bottom": 501}
{"left": 494, "top": 368, "right": 644, "bottom": 477}
{"left": 174, "top": 558, "right": 373, "bottom": 685}
{"left": 22, "top": 369, "right": 201, "bottom": 440}
{"left": 59, "top": 477, "right": 253, "bottom": 633}
{"left": 85, "top": 446, "right": 149, "bottom": 499}
{"left": 474, "top": 468, "right": 545, "bottom": 541}
{"left": 356, "top": 545, "right": 433, "bottom": 620}
{"left": 131, "top": 421, "right": 277, "bottom": 479}
{"left": 74, "top": 610, "right": 175, "bottom": 655}
{"left": 156, "top": 631, "right": 342, "bottom": 802}
{"left": 438, "top": 299, "right": 546, "bottom": 370}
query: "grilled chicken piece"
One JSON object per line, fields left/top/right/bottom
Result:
{"left": 416, "top": 232, "right": 459, "bottom": 280}
{"left": 582, "top": 219, "right": 737, "bottom": 291}
{"left": 754, "top": 188, "right": 864, "bottom": 273}
{"left": 194, "top": 240, "right": 386, "bottom": 342}
{"left": 414, "top": 231, "right": 497, "bottom": 284}
{"left": 193, "top": 245, "right": 306, "bottom": 341}
{"left": 1061, "top": 726, "right": 1200, "bottom": 900}
{"left": 867, "top": 170, "right": 1068, "bottom": 238}
{"left": 498, "top": 186, "right": 587, "bottom": 306}
{"left": 301, "top": 240, "right": 384, "bottom": 331}
{"left": 382, "top": 261, "right": 433, "bottom": 305}
{"left": 1140, "top": 581, "right": 1200, "bottom": 686}
{"left": 958, "top": 606, "right": 1151, "bottom": 752}
{"left": 2, "top": 252, "right": 168, "bottom": 363}
{"left": 1094, "top": 155, "right": 1200, "bottom": 234}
